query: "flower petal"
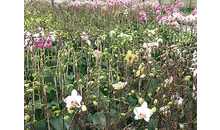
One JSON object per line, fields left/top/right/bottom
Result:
{"left": 71, "top": 89, "right": 78, "bottom": 97}
{"left": 76, "top": 95, "right": 82, "bottom": 108}
{"left": 141, "top": 101, "right": 148, "bottom": 108}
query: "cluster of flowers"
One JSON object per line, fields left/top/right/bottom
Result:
{"left": 139, "top": 11, "right": 147, "bottom": 22}
{"left": 24, "top": 27, "right": 56, "bottom": 51}
{"left": 68, "top": 0, "right": 159, "bottom": 13}
{"left": 65, "top": 80, "right": 184, "bottom": 123}
{"left": 156, "top": 0, "right": 197, "bottom": 28}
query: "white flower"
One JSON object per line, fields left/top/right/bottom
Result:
{"left": 124, "top": 9, "right": 128, "bottom": 15}
{"left": 81, "top": 32, "right": 88, "bottom": 40}
{"left": 64, "top": 89, "right": 82, "bottom": 108}
{"left": 86, "top": 40, "right": 91, "bottom": 46}
{"left": 171, "top": 94, "right": 183, "bottom": 105}
{"left": 143, "top": 43, "right": 148, "bottom": 48}
{"left": 133, "top": 101, "right": 153, "bottom": 122}
{"left": 157, "top": 38, "right": 163, "bottom": 43}
{"left": 160, "top": 105, "right": 170, "bottom": 115}
{"left": 148, "top": 30, "right": 155, "bottom": 36}
{"left": 164, "top": 76, "right": 173, "bottom": 84}
{"left": 49, "top": 31, "right": 57, "bottom": 41}
{"left": 110, "top": 30, "right": 116, "bottom": 37}
{"left": 112, "top": 81, "right": 127, "bottom": 90}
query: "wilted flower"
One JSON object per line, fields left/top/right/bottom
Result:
{"left": 64, "top": 89, "right": 82, "bottom": 108}
{"left": 112, "top": 81, "right": 127, "bottom": 90}
{"left": 133, "top": 101, "right": 153, "bottom": 122}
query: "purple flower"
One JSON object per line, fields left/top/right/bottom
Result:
{"left": 157, "top": 6, "right": 161, "bottom": 11}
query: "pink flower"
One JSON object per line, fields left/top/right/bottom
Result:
{"left": 156, "top": 10, "right": 160, "bottom": 15}
{"left": 171, "top": 21, "right": 179, "bottom": 28}
{"left": 139, "top": 11, "right": 146, "bottom": 17}
{"left": 139, "top": 11, "right": 147, "bottom": 22}
{"left": 43, "top": 41, "right": 52, "bottom": 48}
{"left": 179, "top": 0, "right": 184, "bottom": 6}
{"left": 35, "top": 37, "right": 44, "bottom": 48}
{"left": 140, "top": 16, "right": 147, "bottom": 22}
{"left": 191, "top": 8, "right": 197, "bottom": 16}
{"left": 157, "top": 6, "right": 161, "bottom": 11}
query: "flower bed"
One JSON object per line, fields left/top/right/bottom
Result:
{"left": 24, "top": 0, "right": 197, "bottom": 129}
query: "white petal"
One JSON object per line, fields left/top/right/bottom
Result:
{"left": 71, "top": 89, "right": 78, "bottom": 97}
{"left": 64, "top": 96, "right": 72, "bottom": 104}
{"left": 144, "top": 117, "right": 150, "bottom": 122}
{"left": 141, "top": 101, "right": 148, "bottom": 108}
{"left": 112, "top": 84, "right": 118, "bottom": 89}
{"left": 76, "top": 95, "right": 82, "bottom": 107}
{"left": 134, "top": 115, "right": 140, "bottom": 120}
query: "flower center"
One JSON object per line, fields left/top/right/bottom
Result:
{"left": 71, "top": 100, "right": 77, "bottom": 107}
{"left": 139, "top": 113, "right": 146, "bottom": 119}
{"left": 129, "top": 56, "right": 132, "bottom": 61}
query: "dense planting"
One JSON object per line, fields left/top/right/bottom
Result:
{"left": 24, "top": 0, "right": 197, "bottom": 129}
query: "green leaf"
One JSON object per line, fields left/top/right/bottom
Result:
{"left": 128, "top": 96, "right": 137, "bottom": 107}
{"left": 93, "top": 111, "right": 106, "bottom": 126}
{"left": 51, "top": 114, "right": 71, "bottom": 130}
{"left": 88, "top": 113, "right": 93, "bottom": 124}
{"left": 66, "top": 74, "right": 74, "bottom": 80}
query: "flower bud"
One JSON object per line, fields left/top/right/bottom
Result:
{"left": 149, "top": 73, "right": 155, "bottom": 78}
{"left": 179, "top": 124, "right": 184, "bottom": 129}
{"left": 163, "top": 94, "right": 166, "bottom": 99}
{"left": 168, "top": 102, "right": 173, "bottom": 106}
{"left": 131, "top": 90, "right": 135, "bottom": 93}
{"left": 151, "top": 107, "right": 157, "bottom": 113}
{"left": 64, "top": 116, "right": 70, "bottom": 120}
{"left": 140, "top": 74, "right": 146, "bottom": 78}
{"left": 92, "top": 95, "right": 96, "bottom": 99}
{"left": 24, "top": 105, "right": 30, "bottom": 110}
{"left": 121, "top": 113, "right": 126, "bottom": 117}
{"left": 24, "top": 84, "right": 30, "bottom": 88}
{"left": 26, "top": 89, "right": 34, "bottom": 93}
{"left": 104, "top": 88, "right": 108, "bottom": 91}
{"left": 32, "top": 120, "right": 37, "bottom": 124}
{"left": 138, "top": 98, "right": 144, "bottom": 105}
{"left": 93, "top": 101, "right": 98, "bottom": 106}
{"left": 100, "top": 76, "right": 105, "bottom": 79}
{"left": 81, "top": 105, "right": 87, "bottom": 112}
{"left": 148, "top": 93, "right": 152, "bottom": 98}
{"left": 24, "top": 115, "right": 30, "bottom": 121}
{"left": 184, "top": 76, "right": 191, "bottom": 81}
{"left": 52, "top": 106, "right": 57, "bottom": 110}
{"left": 68, "top": 110, "right": 74, "bottom": 114}
{"left": 44, "top": 85, "right": 48, "bottom": 90}
{"left": 154, "top": 99, "right": 158, "bottom": 105}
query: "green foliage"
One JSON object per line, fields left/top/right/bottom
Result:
{"left": 24, "top": 0, "right": 197, "bottom": 129}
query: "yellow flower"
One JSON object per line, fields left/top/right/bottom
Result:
{"left": 36, "top": 18, "right": 41, "bottom": 24}
{"left": 124, "top": 50, "right": 136, "bottom": 63}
